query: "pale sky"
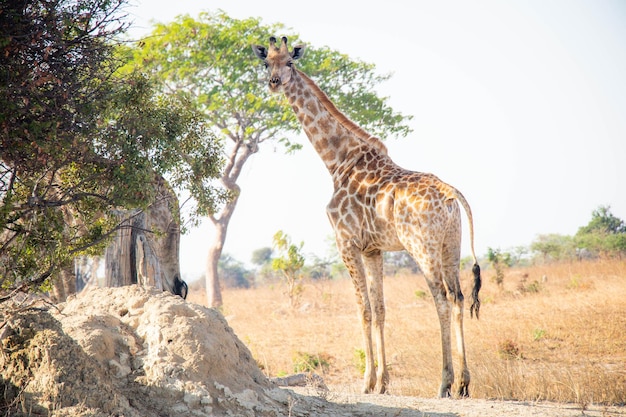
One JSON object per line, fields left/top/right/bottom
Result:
{"left": 124, "top": 1, "right": 626, "bottom": 281}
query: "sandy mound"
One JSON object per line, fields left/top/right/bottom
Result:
{"left": 0, "top": 286, "right": 291, "bottom": 416}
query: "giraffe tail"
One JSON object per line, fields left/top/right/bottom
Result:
{"left": 450, "top": 187, "right": 482, "bottom": 319}
{"left": 470, "top": 263, "right": 481, "bottom": 319}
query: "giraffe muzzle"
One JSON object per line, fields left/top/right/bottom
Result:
{"left": 269, "top": 76, "right": 281, "bottom": 87}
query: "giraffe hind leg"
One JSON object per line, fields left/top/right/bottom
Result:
{"left": 363, "top": 250, "right": 388, "bottom": 394}
{"left": 426, "top": 270, "right": 455, "bottom": 398}
{"left": 442, "top": 211, "right": 471, "bottom": 397}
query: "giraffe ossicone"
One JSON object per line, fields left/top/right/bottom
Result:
{"left": 253, "top": 36, "right": 481, "bottom": 397}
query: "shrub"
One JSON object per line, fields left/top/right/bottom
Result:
{"left": 497, "top": 339, "right": 523, "bottom": 360}
{"left": 292, "top": 351, "right": 331, "bottom": 373}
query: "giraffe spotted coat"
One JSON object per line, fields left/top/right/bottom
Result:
{"left": 253, "top": 36, "right": 481, "bottom": 397}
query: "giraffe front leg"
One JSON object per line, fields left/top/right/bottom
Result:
{"left": 339, "top": 242, "right": 376, "bottom": 393}
{"left": 359, "top": 300, "right": 377, "bottom": 394}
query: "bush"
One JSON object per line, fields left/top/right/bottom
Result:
{"left": 292, "top": 351, "right": 331, "bottom": 373}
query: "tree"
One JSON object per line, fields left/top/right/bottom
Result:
{"left": 577, "top": 205, "right": 626, "bottom": 235}
{"left": 575, "top": 205, "right": 626, "bottom": 256}
{"left": 127, "top": 11, "right": 413, "bottom": 307}
{"left": 0, "top": 0, "right": 224, "bottom": 300}
{"left": 251, "top": 247, "right": 273, "bottom": 266}
{"left": 218, "top": 254, "right": 251, "bottom": 288}
{"left": 486, "top": 247, "right": 512, "bottom": 287}
{"left": 530, "top": 234, "right": 575, "bottom": 262}
{"left": 271, "top": 230, "right": 305, "bottom": 308}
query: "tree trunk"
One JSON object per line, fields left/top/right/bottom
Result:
{"left": 205, "top": 198, "right": 237, "bottom": 308}
{"left": 50, "top": 264, "right": 76, "bottom": 303}
{"left": 205, "top": 220, "right": 226, "bottom": 308}
{"left": 205, "top": 141, "right": 255, "bottom": 308}
{"left": 105, "top": 210, "right": 142, "bottom": 287}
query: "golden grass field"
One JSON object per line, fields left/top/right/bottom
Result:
{"left": 187, "top": 259, "right": 626, "bottom": 406}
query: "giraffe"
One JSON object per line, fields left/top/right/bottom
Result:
{"left": 253, "top": 36, "right": 481, "bottom": 397}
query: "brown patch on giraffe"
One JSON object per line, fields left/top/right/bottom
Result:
{"left": 306, "top": 100, "right": 319, "bottom": 114}
{"left": 335, "top": 188, "right": 348, "bottom": 201}
{"left": 319, "top": 117, "right": 332, "bottom": 134}
{"left": 354, "top": 170, "right": 366, "bottom": 183}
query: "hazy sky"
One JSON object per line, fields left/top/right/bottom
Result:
{"left": 125, "top": 1, "right": 626, "bottom": 280}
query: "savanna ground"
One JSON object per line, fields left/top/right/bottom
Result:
{"left": 189, "top": 259, "right": 626, "bottom": 409}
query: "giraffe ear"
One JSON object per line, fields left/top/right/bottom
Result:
{"left": 252, "top": 45, "right": 267, "bottom": 60}
{"left": 291, "top": 45, "right": 305, "bottom": 60}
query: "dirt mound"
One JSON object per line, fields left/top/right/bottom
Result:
{"left": 0, "top": 286, "right": 291, "bottom": 416}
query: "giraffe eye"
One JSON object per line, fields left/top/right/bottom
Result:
{"left": 286, "top": 61, "right": 293, "bottom": 67}
{"left": 263, "top": 61, "right": 269, "bottom": 69}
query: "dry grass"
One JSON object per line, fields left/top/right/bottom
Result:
{"left": 187, "top": 259, "right": 626, "bottom": 405}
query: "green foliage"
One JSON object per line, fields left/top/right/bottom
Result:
{"left": 528, "top": 206, "right": 626, "bottom": 262}
{"left": 574, "top": 206, "right": 626, "bottom": 256}
{"left": 520, "top": 279, "right": 542, "bottom": 294}
{"left": 530, "top": 234, "right": 575, "bottom": 262}
{"left": 353, "top": 347, "right": 384, "bottom": 375}
{"left": 124, "top": 11, "right": 412, "bottom": 306}
{"left": 218, "top": 254, "right": 251, "bottom": 288}
{"left": 460, "top": 256, "right": 476, "bottom": 270}
{"left": 0, "top": 0, "right": 225, "bottom": 297}
{"left": 306, "top": 236, "right": 348, "bottom": 280}
{"left": 577, "top": 205, "right": 626, "bottom": 235}
{"left": 271, "top": 230, "right": 305, "bottom": 308}
{"left": 353, "top": 348, "right": 367, "bottom": 376}
{"left": 532, "top": 328, "right": 547, "bottom": 341}
{"left": 292, "top": 351, "right": 331, "bottom": 373}
{"left": 414, "top": 290, "right": 428, "bottom": 300}
{"left": 305, "top": 256, "right": 334, "bottom": 280}
{"left": 126, "top": 11, "right": 412, "bottom": 152}
{"left": 251, "top": 247, "right": 273, "bottom": 266}
{"left": 487, "top": 247, "right": 512, "bottom": 287}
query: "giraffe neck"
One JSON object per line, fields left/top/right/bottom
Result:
{"left": 283, "top": 69, "right": 387, "bottom": 182}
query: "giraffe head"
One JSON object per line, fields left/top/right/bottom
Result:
{"left": 252, "top": 36, "right": 305, "bottom": 93}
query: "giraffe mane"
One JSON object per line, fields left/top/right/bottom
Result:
{"left": 295, "top": 69, "right": 388, "bottom": 155}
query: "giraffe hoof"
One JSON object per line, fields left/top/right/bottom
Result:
{"left": 438, "top": 386, "right": 452, "bottom": 398}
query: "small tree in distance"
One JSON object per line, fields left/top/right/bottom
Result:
{"left": 575, "top": 205, "right": 626, "bottom": 256}
{"left": 251, "top": 247, "right": 273, "bottom": 266}
{"left": 272, "top": 231, "right": 305, "bottom": 308}
{"left": 487, "top": 247, "right": 512, "bottom": 287}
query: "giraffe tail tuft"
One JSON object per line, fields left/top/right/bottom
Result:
{"left": 470, "top": 263, "right": 481, "bottom": 319}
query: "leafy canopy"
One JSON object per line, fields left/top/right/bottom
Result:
{"left": 575, "top": 205, "right": 626, "bottom": 255}
{"left": 0, "top": 0, "right": 225, "bottom": 295}
{"left": 124, "top": 11, "right": 413, "bottom": 154}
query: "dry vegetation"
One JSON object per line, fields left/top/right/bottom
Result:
{"left": 187, "top": 259, "right": 626, "bottom": 406}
